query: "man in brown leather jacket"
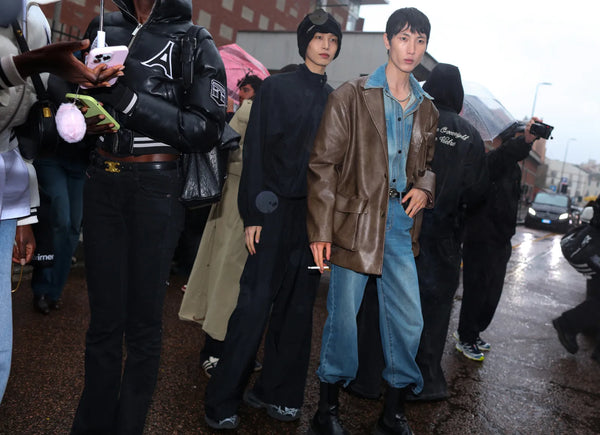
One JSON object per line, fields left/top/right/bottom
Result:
{"left": 307, "top": 7, "right": 437, "bottom": 435}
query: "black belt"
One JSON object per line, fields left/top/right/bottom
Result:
{"left": 91, "top": 153, "right": 180, "bottom": 173}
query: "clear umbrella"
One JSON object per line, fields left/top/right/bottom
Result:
{"left": 460, "top": 82, "right": 516, "bottom": 142}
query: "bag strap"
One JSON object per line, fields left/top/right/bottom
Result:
{"left": 180, "top": 26, "right": 236, "bottom": 147}
{"left": 11, "top": 20, "right": 50, "bottom": 101}
{"left": 181, "top": 25, "right": 203, "bottom": 93}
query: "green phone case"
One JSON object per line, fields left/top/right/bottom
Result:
{"left": 65, "top": 93, "right": 120, "bottom": 131}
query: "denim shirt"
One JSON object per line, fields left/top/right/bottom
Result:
{"left": 365, "top": 64, "right": 430, "bottom": 194}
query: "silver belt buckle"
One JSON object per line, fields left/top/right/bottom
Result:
{"left": 389, "top": 188, "right": 400, "bottom": 198}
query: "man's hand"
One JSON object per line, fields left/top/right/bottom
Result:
{"left": 14, "top": 40, "right": 124, "bottom": 88}
{"left": 524, "top": 116, "right": 542, "bottom": 144}
{"left": 402, "top": 188, "right": 428, "bottom": 218}
{"left": 245, "top": 226, "right": 262, "bottom": 255}
{"left": 310, "top": 242, "right": 331, "bottom": 274}
{"left": 12, "top": 225, "right": 35, "bottom": 266}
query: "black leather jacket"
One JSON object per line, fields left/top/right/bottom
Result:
{"left": 83, "top": 0, "right": 226, "bottom": 155}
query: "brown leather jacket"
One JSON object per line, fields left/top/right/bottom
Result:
{"left": 307, "top": 76, "right": 438, "bottom": 275}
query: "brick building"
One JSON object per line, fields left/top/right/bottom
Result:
{"left": 40, "top": 0, "right": 386, "bottom": 45}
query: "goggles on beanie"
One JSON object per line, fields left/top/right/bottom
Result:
{"left": 305, "top": 8, "right": 330, "bottom": 32}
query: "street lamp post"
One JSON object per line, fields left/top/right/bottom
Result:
{"left": 531, "top": 82, "right": 552, "bottom": 118}
{"left": 559, "top": 138, "right": 577, "bottom": 193}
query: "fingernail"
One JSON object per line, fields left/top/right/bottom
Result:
{"left": 20, "top": 259, "right": 26, "bottom": 266}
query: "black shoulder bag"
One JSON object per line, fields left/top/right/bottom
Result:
{"left": 11, "top": 20, "right": 58, "bottom": 160}
{"left": 179, "top": 25, "right": 240, "bottom": 209}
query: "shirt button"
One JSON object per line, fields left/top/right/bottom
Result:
{"left": 392, "top": 179, "right": 396, "bottom": 182}
{"left": 398, "top": 150, "right": 402, "bottom": 154}
{"left": 397, "top": 117, "right": 401, "bottom": 121}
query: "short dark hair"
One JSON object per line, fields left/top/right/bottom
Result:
{"left": 385, "top": 7, "right": 430, "bottom": 43}
{"left": 237, "top": 74, "right": 263, "bottom": 94}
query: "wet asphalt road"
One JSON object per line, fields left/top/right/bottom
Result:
{"left": 0, "top": 225, "right": 599, "bottom": 434}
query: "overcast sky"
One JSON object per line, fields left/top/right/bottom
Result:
{"left": 359, "top": 0, "right": 599, "bottom": 166}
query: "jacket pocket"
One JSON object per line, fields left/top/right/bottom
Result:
{"left": 332, "top": 193, "right": 368, "bottom": 252}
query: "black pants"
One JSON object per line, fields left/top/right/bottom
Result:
{"left": 414, "top": 235, "right": 461, "bottom": 395}
{"left": 561, "top": 277, "right": 600, "bottom": 334}
{"left": 458, "top": 239, "right": 512, "bottom": 343}
{"left": 205, "top": 198, "right": 320, "bottom": 420}
{"left": 71, "top": 163, "right": 184, "bottom": 435}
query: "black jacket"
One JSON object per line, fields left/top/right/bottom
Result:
{"left": 238, "top": 64, "right": 333, "bottom": 227}
{"left": 421, "top": 63, "right": 488, "bottom": 239}
{"left": 83, "top": 0, "right": 226, "bottom": 155}
{"left": 464, "top": 134, "right": 532, "bottom": 243}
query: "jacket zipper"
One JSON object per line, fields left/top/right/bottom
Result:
{"left": 112, "top": 0, "right": 155, "bottom": 48}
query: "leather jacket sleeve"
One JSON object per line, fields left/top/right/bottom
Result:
{"left": 411, "top": 100, "right": 437, "bottom": 207}
{"left": 307, "top": 90, "right": 349, "bottom": 244}
{"left": 121, "top": 29, "right": 226, "bottom": 153}
{"left": 83, "top": 19, "right": 226, "bottom": 154}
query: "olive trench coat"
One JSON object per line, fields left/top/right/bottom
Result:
{"left": 307, "top": 76, "right": 438, "bottom": 275}
{"left": 178, "top": 99, "right": 251, "bottom": 340}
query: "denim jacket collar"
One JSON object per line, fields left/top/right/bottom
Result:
{"left": 365, "top": 63, "right": 432, "bottom": 103}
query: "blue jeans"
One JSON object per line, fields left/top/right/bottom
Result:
{"left": 0, "top": 218, "right": 17, "bottom": 403}
{"left": 31, "top": 157, "right": 85, "bottom": 302}
{"left": 317, "top": 199, "right": 423, "bottom": 392}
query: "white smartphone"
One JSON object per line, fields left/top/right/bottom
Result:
{"left": 81, "top": 45, "right": 128, "bottom": 88}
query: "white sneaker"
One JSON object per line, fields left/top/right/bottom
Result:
{"left": 202, "top": 356, "right": 219, "bottom": 378}
{"left": 455, "top": 341, "right": 484, "bottom": 362}
{"left": 453, "top": 331, "right": 491, "bottom": 352}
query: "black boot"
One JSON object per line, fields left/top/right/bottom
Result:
{"left": 309, "top": 382, "right": 348, "bottom": 435}
{"left": 374, "top": 387, "right": 413, "bottom": 435}
{"left": 33, "top": 295, "right": 50, "bottom": 315}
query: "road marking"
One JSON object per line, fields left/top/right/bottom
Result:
{"left": 512, "top": 232, "right": 557, "bottom": 250}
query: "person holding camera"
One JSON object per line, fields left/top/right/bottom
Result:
{"left": 455, "top": 117, "right": 540, "bottom": 361}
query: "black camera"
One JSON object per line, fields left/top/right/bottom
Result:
{"left": 529, "top": 121, "right": 554, "bottom": 139}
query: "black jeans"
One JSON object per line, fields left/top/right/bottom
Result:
{"left": 414, "top": 235, "right": 461, "bottom": 394}
{"left": 458, "top": 239, "right": 512, "bottom": 343}
{"left": 71, "top": 163, "right": 184, "bottom": 435}
{"left": 561, "top": 277, "right": 600, "bottom": 334}
{"left": 205, "top": 197, "right": 320, "bottom": 420}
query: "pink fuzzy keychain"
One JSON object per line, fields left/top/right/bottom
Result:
{"left": 56, "top": 102, "right": 87, "bottom": 143}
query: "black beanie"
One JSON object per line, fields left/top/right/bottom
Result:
{"left": 297, "top": 9, "right": 343, "bottom": 60}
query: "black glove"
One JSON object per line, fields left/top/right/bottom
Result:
{"left": 88, "top": 82, "right": 136, "bottom": 114}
